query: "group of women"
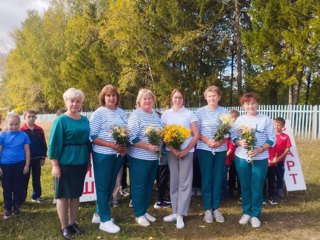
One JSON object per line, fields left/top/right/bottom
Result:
{"left": 48, "top": 85, "right": 275, "bottom": 239}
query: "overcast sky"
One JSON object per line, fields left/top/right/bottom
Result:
{"left": 0, "top": 0, "right": 50, "bottom": 53}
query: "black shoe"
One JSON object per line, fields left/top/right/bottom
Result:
{"left": 60, "top": 226, "right": 73, "bottom": 239}
{"left": 13, "top": 208, "right": 21, "bottom": 217}
{"left": 69, "top": 223, "right": 84, "bottom": 235}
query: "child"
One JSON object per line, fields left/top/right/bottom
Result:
{"left": 154, "top": 144, "right": 171, "bottom": 209}
{"left": 20, "top": 110, "right": 47, "bottom": 203}
{"left": 225, "top": 110, "right": 240, "bottom": 199}
{"left": 0, "top": 112, "right": 31, "bottom": 219}
{"left": 264, "top": 146, "right": 278, "bottom": 205}
{"left": 273, "top": 117, "right": 292, "bottom": 197}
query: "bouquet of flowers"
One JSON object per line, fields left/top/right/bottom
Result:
{"left": 239, "top": 125, "right": 255, "bottom": 163}
{"left": 163, "top": 124, "right": 191, "bottom": 150}
{"left": 110, "top": 125, "right": 130, "bottom": 146}
{"left": 214, "top": 114, "right": 235, "bottom": 141}
{"left": 144, "top": 125, "right": 164, "bottom": 146}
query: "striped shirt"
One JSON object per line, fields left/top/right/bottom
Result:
{"left": 90, "top": 107, "right": 128, "bottom": 155}
{"left": 195, "top": 106, "right": 229, "bottom": 152}
{"left": 128, "top": 108, "right": 163, "bottom": 161}
{"left": 232, "top": 114, "right": 276, "bottom": 160}
{"left": 161, "top": 107, "right": 198, "bottom": 152}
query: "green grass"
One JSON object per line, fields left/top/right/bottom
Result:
{"left": 1, "top": 139, "right": 320, "bottom": 240}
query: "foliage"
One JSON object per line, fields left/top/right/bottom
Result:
{"left": 214, "top": 114, "right": 235, "bottom": 141}
{"left": 110, "top": 125, "right": 130, "bottom": 146}
{"left": 144, "top": 125, "right": 164, "bottom": 146}
{"left": 163, "top": 124, "right": 191, "bottom": 150}
{"left": 1, "top": 0, "right": 320, "bottom": 112}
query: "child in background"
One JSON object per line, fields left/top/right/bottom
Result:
{"left": 21, "top": 110, "right": 47, "bottom": 203}
{"left": 273, "top": 117, "right": 292, "bottom": 197}
{"left": 154, "top": 144, "right": 171, "bottom": 209}
{"left": 225, "top": 110, "right": 240, "bottom": 199}
{"left": 0, "top": 113, "right": 30, "bottom": 219}
{"left": 264, "top": 146, "right": 278, "bottom": 205}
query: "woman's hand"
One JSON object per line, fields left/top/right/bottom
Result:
{"left": 207, "top": 139, "right": 224, "bottom": 148}
{"left": 148, "top": 144, "right": 160, "bottom": 153}
{"left": 248, "top": 148, "right": 261, "bottom": 158}
{"left": 119, "top": 145, "right": 129, "bottom": 156}
{"left": 52, "top": 165, "right": 61, "bottom": 178}
{"left": 176, "top": 148, "right": 189, "bottom": 159}
{"left": 236, "top": 139, "right": 248, "bottom": 148}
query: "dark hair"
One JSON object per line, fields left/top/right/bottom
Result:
{"left": 274, "top": 117, "right": 285, "bottom": 126}
{"left": 170, "top": 88, "right": 185, "bottom": 106}
{"left": 230, "top": 109, "right": 240, "bottom": 118}
{"left": 98, "top": 85, "right": 120, "bottom": 106}
{"left": 239, "top": 92, "right": 261, "bottom": 105}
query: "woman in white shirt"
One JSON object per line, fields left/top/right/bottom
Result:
{"left": 162, "top": 89, "right": 199, "bottom": 229}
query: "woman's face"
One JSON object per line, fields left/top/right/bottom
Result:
{"left": 140, "top": 93, "right": 155, "bottom": 113}
{"left": 65, "top": 97, "right": 82, "bottom": 113}
{"left": 171, "top": 91, "right": 184, "bottom": 109}
{"left": 104, "top": 91, "right": 117, "bottom": 109}
{"left": 242, "top": 99, "right": 259, "bottom": 116}
{"left": 205, "top": 91, "right": 221, "bottom": 107}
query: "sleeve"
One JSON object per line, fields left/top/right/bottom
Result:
{"left": 0, "top": 134, "right": 4, "bottom": 145}
{"left": 128, "top": 111, "right": 141, "bottom": 144}
{"left": 195, "top": 109, "right": 202, "bottom": 133}
{"left": 286, "top": 134, "right": 292, "bottom": 148}
{"left": 231, "top": 119, "right": 240, "bottom": 144}
{"left": 265, "top": 117, "right": 276, "bottom": 146}
{"left": 161, "top": 111, "right": 167, "bottom": 125}
{"left": 23, "top": 132, "right": 31, "bottom": 144}
{"left": 48, "top": 118, "right": 64, "bottom": 160}
{"left": 40, "top": 128, "right": 48, "bottom": 158}
{"left": 89, "top": 109, "right": 102, "bottom": 141}
{"left": 189, "top": 110, "right": 198, "bottom": 123}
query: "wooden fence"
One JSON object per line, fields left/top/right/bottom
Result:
{"left": 37, "top": 105, "right": 320, "bottom": 140}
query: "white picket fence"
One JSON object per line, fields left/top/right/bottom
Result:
{"left": 37, "top": 105, "right": 320, "bottom": 140}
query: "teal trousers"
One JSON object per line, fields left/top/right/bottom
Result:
{"left": 235, "top": 157, "right": 268, "bottom": 218}
{"left": 198, "top": 150, "right": 226, "bottom": 210}
{"left": 92, "top": 152, "right": 123, "bottom": 222}
{"left": 129, "top": 156, "right": 158, "bottom": 217}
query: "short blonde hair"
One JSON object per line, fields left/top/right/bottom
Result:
{"left": 136, "top": 89, "right": 156, "bottom": 108}
{"left": 63, "top": 88, "right": 85, "bottom": 102}
{"left": 6, "top": 112, "right": 21, "bottom": 123}
{"left": 204, "top": 85, "right": 222, "bottom": 98}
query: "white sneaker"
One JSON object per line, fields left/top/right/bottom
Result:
{"left": 163, "top": 213, "right": 177, "bottom": 222}
{"left": 144, "top": 212, "right": 156, "bottom": 222}
{"left": 176, "top": 215, "right": 185, "bottom": 229}
{"left": 135, "top": 216, "right": 150, "bottom": 227}
{"left": 129, "top": 199, "right": 133, "bottom": 208}
{"left": 92, "top": 213, "right": 100, "bottom": 224}
{"left": 99, "top": 220, "right": 120, "bottom": 233}
{"left": 203, "top": 210, "right": 213, "bottom": 223}
{"left": 239, "top": 214, "right": 251, "bottom": 225}
{"left": 250, "top": 217, "right": 261, "bottom": 228}
{"left": 213, "top": 209, "right": 225, "bottom": 223}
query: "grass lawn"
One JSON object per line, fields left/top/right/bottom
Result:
{"left": 0, "top": 122, "right": 319, "bottom": 239}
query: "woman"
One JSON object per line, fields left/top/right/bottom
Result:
{"left": 49, "top": 88, "right": 91, "bottom": 239}
{"left": 90, "top": 85, "right": 128, "bottom": 233}
{"left": 232, "top": 92, "right": 275, "bottom": 228}
{"left": 195, "top": 85, "right": 229, "bottom": 224}
{"left": 128, "top": 89, "right": 162, "bottom": 227}
{"left": 162, "top": 89, "right": 199, "bottom": 229}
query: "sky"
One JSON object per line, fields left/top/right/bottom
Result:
{"left": 0, "top": 0, "right": 50, "bottom": 54}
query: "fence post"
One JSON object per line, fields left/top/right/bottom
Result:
{"left": 312, "top": 105, "right": 318, "bottom": 140}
